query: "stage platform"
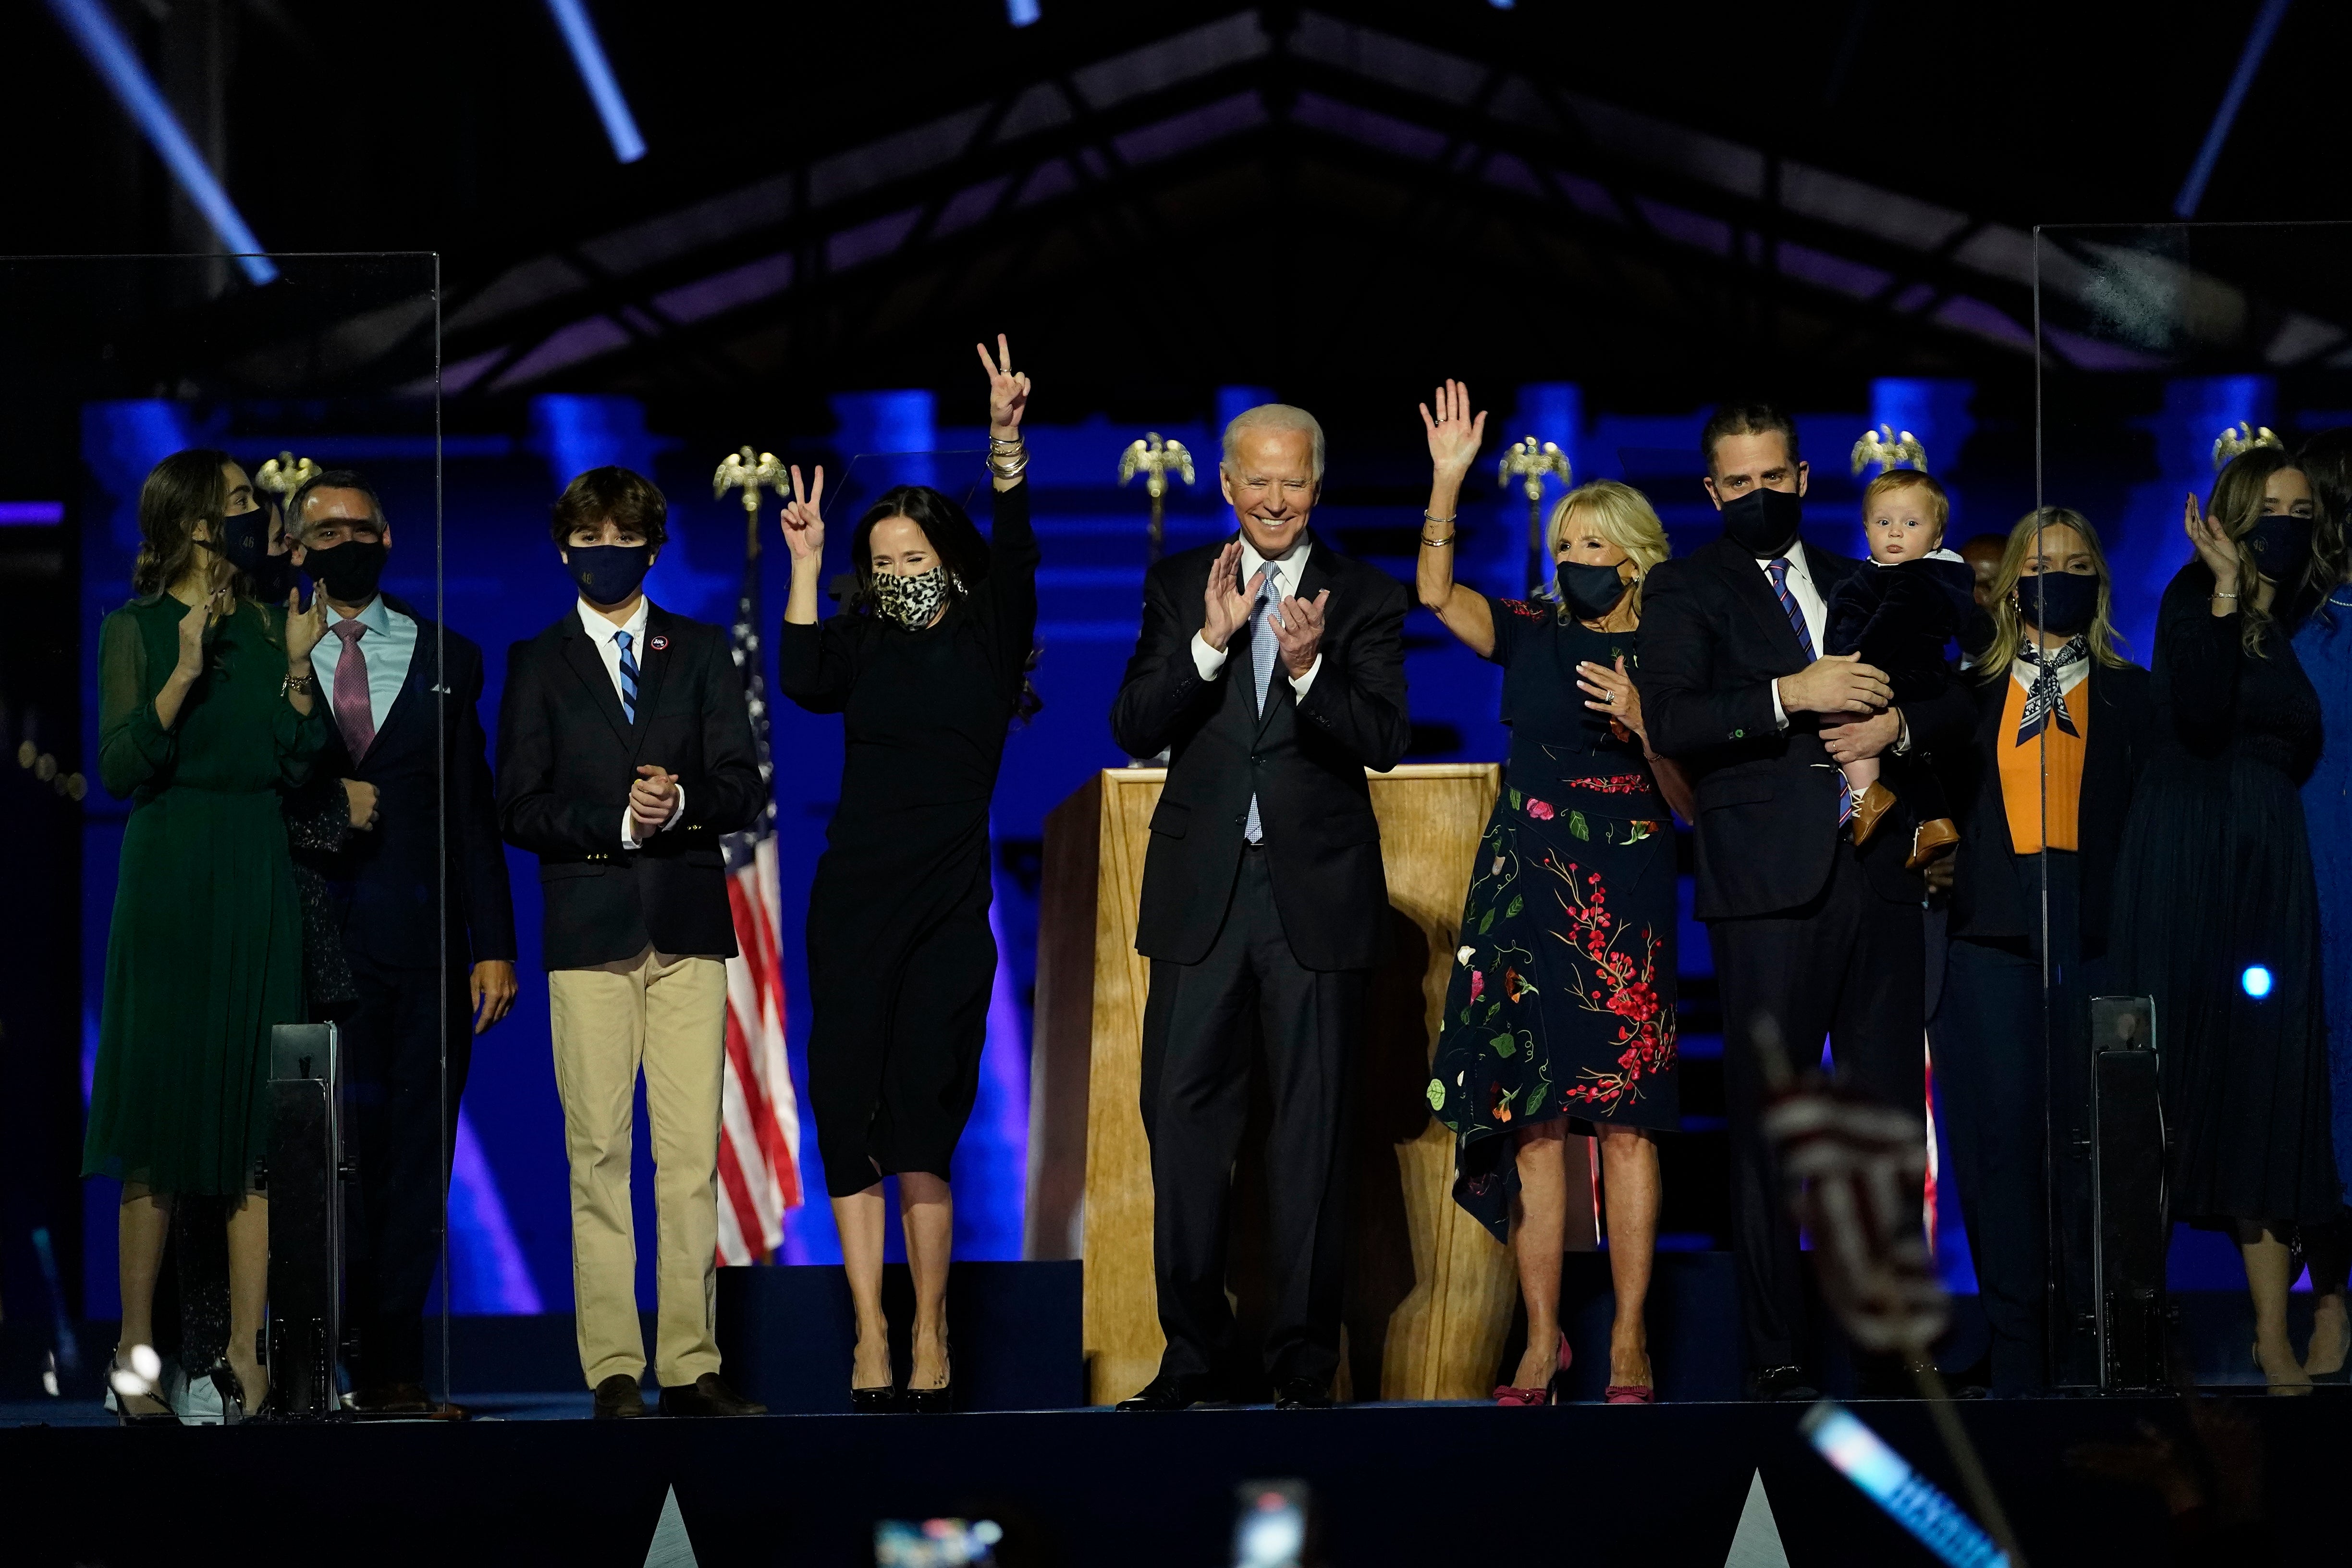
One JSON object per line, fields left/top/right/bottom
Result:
{"left": 6, "top": 1393, "right": 2352, "bottom": 1566}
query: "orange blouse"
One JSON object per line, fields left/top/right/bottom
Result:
{"left": 1997, "top": 675, "right": 2087, "bottom": 854}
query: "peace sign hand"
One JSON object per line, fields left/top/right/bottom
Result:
{"left": 976, "top": 333, "right": 1029, "bottom": 438}
{"left": 781, "top": 464, "right": 826, "bottom": 564}
{"left": 1419, "top": 378, "right": 1487, "bottom": 479}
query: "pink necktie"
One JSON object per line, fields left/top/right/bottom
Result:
{"left": 331, "top": 619, "right": 375, "bottom": 760}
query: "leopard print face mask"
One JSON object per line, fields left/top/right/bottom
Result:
{"left": 872, "top": 564, "right": 954, "bottom": 629}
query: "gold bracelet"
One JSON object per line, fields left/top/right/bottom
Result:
{"left": 1420, "top": 535, "right": 1455, "bottom": 547}
{"left": 282, "top": 669, "right": 317, "bottom": 696}
{"left": 1422, "top": 510, "right": 1456, "bottom": 527}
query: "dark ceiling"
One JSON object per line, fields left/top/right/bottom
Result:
{"left": 8, "top": 0, "right": 2352, "bottom": 429}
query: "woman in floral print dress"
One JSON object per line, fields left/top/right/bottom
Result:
{"left": 1414, "top": 382, "right": 1692, "bottom": 1405}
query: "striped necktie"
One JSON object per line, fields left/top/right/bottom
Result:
{"left": 614, "top": 628, "right": 639, "bottom": 723}
{"left": 1244, "top": 567, "right": 1278, "bottom": 843}
{"left": 1765, "top": 558, "right": 1853, "bottom": 828}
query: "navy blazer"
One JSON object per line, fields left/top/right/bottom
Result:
{"left": 1635, "top": 534, "right": 1976, "bottom": 919}
{"left": 1947, "top": 657, "right": 2154, "bottom": 957}
{"left": 291, "top": 594, "right": 516, "bottom": 971}
{"left": 1110, "top": 531, "right": 1411, "bottom": 971}
{"left": 496, "top": 602, "right": 763, "bottom": 971}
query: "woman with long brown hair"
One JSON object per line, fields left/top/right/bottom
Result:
{"left": 2111, "top": 446, "right": 2341, "bottom": 1392}
{"left": 86, "top": 449, "right": 326, "bottom": 1421}
{"left": 1933, "top": 507, "right": 2153, "bottom": 1395}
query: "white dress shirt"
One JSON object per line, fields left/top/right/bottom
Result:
{"left": 573, "top": 597, "right": 684, "bottom": 847}
{"left": 317, "top": 592, "right": 416, "bottom": 735}
{"left": 1188, "top": 536, "right": 1324, "bottom": 696}
{"left": 1759, "top": 541, "right": 1910, "bottom": 754}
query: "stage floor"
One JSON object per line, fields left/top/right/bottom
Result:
{"left": 7, "top": 1392, "right": 2350, "bottom": 1567}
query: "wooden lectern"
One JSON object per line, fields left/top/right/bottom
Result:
{"left": 1026, "top": 763, "right": 1599, "bottom": 1405}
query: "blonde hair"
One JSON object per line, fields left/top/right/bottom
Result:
{"left": 1974, "top": 506, "right": 2127, "bottom": 682}
{"left": 1862, "top": 468, "right": 1949, "bottom": 538}
{"left": 1545, "top": 479, "right": 1671, "bottom": 617}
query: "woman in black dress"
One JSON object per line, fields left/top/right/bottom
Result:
{"left": 1415, "top": 381, "right": 1693, "bottom": 1405}
{"left": 2111, "top": 444, "right": 2341, "bottom": 1392}
{"left": 777, "top": 336, "right": 1038, "bottom": 1411}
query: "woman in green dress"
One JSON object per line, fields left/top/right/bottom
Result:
{"left": 86, "top": 449, "right": 327, "bottom": 1420}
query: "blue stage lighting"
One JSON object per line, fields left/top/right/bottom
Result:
{"left": 2174, "top": 0, "right": 2292, "bottom": 217}
{"left": 41, "top": 0, "right": 277, "bottom": 286}
{"left": 543, "top": 0, "right": 648, "bottom": 164}
{"left": 1007, "top": 0, "right": 1041, "bottom": 25}
{"left": 2242, "top": 965, "right": 2275, "bottom": 999}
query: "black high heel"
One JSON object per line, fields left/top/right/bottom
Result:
{"left": 106, "top": 1352, "right": 180, "bottom": 1427}
{"left": 850, "top": 1385, "right": 902, "bottom": 1413}
{"left": 905, "top": 1333, "right": 953, "bottom": 1415}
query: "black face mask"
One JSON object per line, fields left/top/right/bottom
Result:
{"left": 2246, "top": 512, "right": 2315, "bottom": 582}
{"left": 1718, "top": 486, "right": 1803, "bottom": 558}
{"left": 202, "top": 504, "right": 295, "bottom": 599}
{"left": 568, "top": 543, "right": 653, "bottom": 605}
{"left": 304, "top": 538, "right": 388, "bottom": 604}
{"left": 2016, "top": 570, "right": 2100, "bottom": 636}
{"left": 1555, "top": 559, "right": 1631, "bottom": 621}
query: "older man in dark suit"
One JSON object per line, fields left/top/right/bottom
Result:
{"left": 284, "top": 469, "right": 516, "bottom": 1415}
{"left": 1634, "top": 403, "right": 1973, "bottom": 1401}
{"left": 1110, "top": 404, "right": 1411, "bottom": 1411}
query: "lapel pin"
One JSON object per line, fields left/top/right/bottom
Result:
{"left": 649, "top": 634, "right": 669, "bottom": 652}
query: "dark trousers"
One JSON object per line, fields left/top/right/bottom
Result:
{"left": 1712, "top": 841, "right": 1925, "bottom": 1378}
{"left": 1139, "top": 846, "right": 1362, "bottom": 1390}
{"left": 1932, "top": 851, "right": 2098, "bottom": 1395}
{"left": 340, "top": 952, "right": 471, "bottom": 1389}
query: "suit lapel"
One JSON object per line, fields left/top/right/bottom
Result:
{"left": 629, "top": 606, "right": 676, "bottom": 762}
{"left": 1707, "top": 538, "right": 1811, "bottom": 669}
{"left": 358, "top": 599, "right": 432, "bottom": 766}
{"left": 560, "top": 616, "right": 634, "bottom": 750}
{"left": 1250, "top": 538, "right": 1330, "bottom": 742}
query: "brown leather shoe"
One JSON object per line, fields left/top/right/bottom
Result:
{"left": 593, "top": 1373, "right": 648, "bottom": 1419}
{"left": 659, "top": 1373, "right": 767, "bottom": 1418}
{"left": 1907, "top": 816, "right": 1960, "bottom": 869}
{"left": 1847, "top": 780, "right": 1899, "bottom": 845}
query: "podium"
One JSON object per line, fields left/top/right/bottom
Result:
{"left": 1026, "top": 763, "right": 1599, "bottom": 1405}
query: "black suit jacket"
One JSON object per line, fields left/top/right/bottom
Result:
{"left": 290, "top": 595, "right": 516, "bottom": 970}
{"left": 1635, "top": 535, "right": 1975, "bottom": 919}
{"left": 1110, "top": 532, "right": 1411, "bottom": 971}
{"left": 1947, "top": 659, "right": 2153, "bottom": 957}
{"left": 495, "top": 603, "right": 764, "bottom": 971}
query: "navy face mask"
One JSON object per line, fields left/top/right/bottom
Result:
{"left": 2245, "top": 512, "right": 2315, "bottom": 582}
{"left": 202, "top": 504, "right": 294, "bottom": 600}
{"left": 1555, "top": 559, "right": 1631, "bottom": 621}
{"left": 1718, "top": 485, "right": 1803, "bottom": 558}
{"left": 568, "top": 543, "right": 653, "bottom": 605}
{"left": 2016, "top": 570, "right": 2099, "bottom": 636}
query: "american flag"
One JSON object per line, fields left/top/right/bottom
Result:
{"left": 716, "top": 551, "right": 804, "bottom": 1264}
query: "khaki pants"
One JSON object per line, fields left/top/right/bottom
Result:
{"left": 548, "top": 946, "right": 728, "bottom": 1388}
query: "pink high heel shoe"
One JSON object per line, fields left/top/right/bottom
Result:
{"left": 1494, "top": 1333, "right": 1571, "bottom": 1406}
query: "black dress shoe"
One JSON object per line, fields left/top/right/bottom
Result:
{"left": 593, "top": 1373, "right": 647, "bottom": 1420}
{"left": 1273, "top": 1377, "right": 1332, "bottom": 1410}
{"left": 351, "top": 1381, "right": 434, "bottom": 1414}
{"left": 660, "top": 1373, "right": 768, "bottom": 1418}
{"left": 1750, "top": 1364, "right": 1820, "bottom": 1403}
{"left": 1116, "top": 1373, "right": 1208, "bottom": 1411}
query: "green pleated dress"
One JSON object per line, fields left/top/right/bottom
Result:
{"left": 83, "top": 595, "right": 326, "bottom": 1197}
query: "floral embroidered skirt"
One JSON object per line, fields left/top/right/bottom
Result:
{"left": 1426, "top": 775, "right": 1679, "bottom": 1241}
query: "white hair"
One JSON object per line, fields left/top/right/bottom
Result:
{"left": 1221, "top": 403, "right": 1326, "bottom": 481}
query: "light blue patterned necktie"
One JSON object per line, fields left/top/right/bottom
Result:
{"left": 1244, "top": 566, "right": 1278, "bottom": 844}
{"left": 1765, "top": 557, "right": 1852, "bottom": 827}
{"left": 614, "top": 628, "right": 639, "bottom": 723}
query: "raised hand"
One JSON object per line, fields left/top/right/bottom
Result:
{"left": 781, "top": 464, "right": 827, "bottom": 564}
{"left": 2184, "top": 490, "right": 2239, "bottom": 592}
{"left": 175, "top": 587, "right": 227, "bottom": 677}
{"left": 1272, "top": 588, "right": 1330, "bottom": 678}
{"left": 283, "top": 585, "right": 326, "bottom": 665}
{"left": 1201, "top": 541, "right": 1254, "bottom": 652}
{"left": 976, "top": 332, "right": 1029, "bottom": 437}
{"left": 1419, "top": 379, "right": 1487, "bottom": 478}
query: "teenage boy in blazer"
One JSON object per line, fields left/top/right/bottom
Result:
{"left": 1109, "top": 404, "right": 1411, "bottom": 1411}
{"left": 496, "top": 465, "right": 767, "bottom": 1419}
